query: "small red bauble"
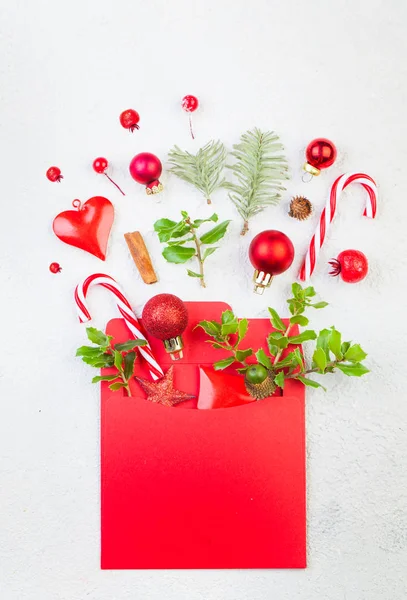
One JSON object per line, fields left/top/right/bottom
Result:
{"left": 49, "top": 262, "right": 62, "bottom": 273}
{"left": 92, "top": 157, "right": 125, "bottom": 196}
{"left": 120, "top": 109, "right": 140, "bottom": 132}
{"left": 142, "top": 293, "right": 188, "bottom": 360}
{"left": 181, "top": 95, "right": 199, "bottom": 140}
{"left": 249, "top": 230, "right": 295, "bottom": 294}
{"left": 303, "top": 138, "right": 337, "bottom": 178}
{"left": 46, "top": 166, "right": 63, "bottom": 182}
{"left": 129, "top": 152, "right": 163, "bottom": 195}
{"left": 329, "top": 249, "right": 368, "bottom": 283}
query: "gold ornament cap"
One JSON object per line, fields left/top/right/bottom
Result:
{"left": 163, "top": 335, "right": 184, "bottom": 360}
{"left": 253, "top": 270, "right": 274, "bottom": 295}
{"left": 146, "top": 182, "right": 164, "bottom": 195}
{"left": 303, "top": 162, "right": 321, "bottom": 176}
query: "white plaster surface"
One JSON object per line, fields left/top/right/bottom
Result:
{"left": 1, "top": 0, "right": 407, "bottom": 598}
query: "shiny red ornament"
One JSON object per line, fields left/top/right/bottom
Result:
{"left": 303, "top": 138, "right": 337, "bottom": 178}
{"left": 181, "top": 95, "right": 199, "bottom": 139}
{"left": 119, "top": 108, "right": 140, "bottom": 132}
{"left": 49, "top": 262, "right": 62, "bottom": 273}
{"left": 52, "top": 196, "right": 114, "bottom": 260}
{"left": 249, "top": 230, "right": 295, "bottom": 294}
{"left": 197, "top": 366, "right": 255, "bottom": 409}
{"left": 329, "top": 249, "right": 368, "bottom": 283}
{"left": 129, "top": 152, "right": 163, "bottom": 195}
{"left": 142, "top": 293, "right": 188, "bottom": 360}
{"left": 46, "top": 166, "right": 63, "bottom": 182}
{"left": 93, "top": 157, "right": 125, "bottom": 196}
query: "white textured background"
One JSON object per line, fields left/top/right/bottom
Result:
{"left": 1, "top": 0, "right": 407, "bottom": 598}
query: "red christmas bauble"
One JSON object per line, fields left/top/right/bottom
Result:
{"left": 46, "top": 166, "right": 63, "bottom": 182}
{"left": 93, "top": 157, "right": 108, "bottom": 174}
{"left": 129, "top": 152, "right": 163, "bottom": 194}
{"left": 142, "top": 294, "right": 188, "bottom": 340}
{"left": 120, "top": 109, "right": 140, "bottom": 131}
{"left": 329, "top": 249, "right": 368, "bottom": 283}
{"left": 249, "top": 230, "right": 295, "bottom": 275}
{"left": 181, "top": 95, "right": 199, "bottom": 113}
{"left": 304, "top": 138, "right": 337, "bottom": 176}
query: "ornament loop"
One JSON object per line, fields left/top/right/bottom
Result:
{"left": 72, "top": 199, "right": 82, "bottom": 210}
{"left": 301, "top": 172, "right": 313, "bottom": 183}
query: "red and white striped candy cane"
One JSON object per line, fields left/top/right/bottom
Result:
{"left": 74, "top": 273, "right": 164, "bottom": 380}
{"left": 299, "top": 172, "right": 378, "bottom": 281}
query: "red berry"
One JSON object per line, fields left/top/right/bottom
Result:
{"left": 49, "top": 262, "right": 62, "bottom": 274}
{"left": 329, "top": 250, "right": 368, "bottom": 283}
{"left": 46, "top": 166, "right": 63, "bottom": 182}
{"left": 120, "top": 109, "right": 140, "bottom": 131}
{"left": 181, "top": 95, "right": 199, "bottom": 113}
{"left": 93, "top": 157, "right": 108, "bottom": 174}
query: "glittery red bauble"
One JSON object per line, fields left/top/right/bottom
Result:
{"left": 46, "top": 166, "right": 63, "bottom": 182}
{"left": 305, "top": 138, "right": 337, "bottom": 171}
{"left": 120, "top": 109, "right": 140, "bottom": 131}
{"left": 181, "top": 95, "right": 199, "bottom": 113}
{"left": 249, "top": 230, "right": 295, "bottom": 275}
{"left": 329, "top": 249, "right": 368, "bottom": 283}
{"left": 142, "top": 294, "right": 188, "bottom": 340}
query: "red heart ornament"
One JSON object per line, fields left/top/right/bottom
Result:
{"left": 53, "top": 197, "right": 114, "bottom": 261}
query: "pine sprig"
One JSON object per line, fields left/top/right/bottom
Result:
{"left": 224, "top": 128, "right": 290, "bottom": 235}
{"left": 168, "top": 141, "right": 227, "bottom": 204}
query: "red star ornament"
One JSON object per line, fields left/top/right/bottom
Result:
{"left": 135, "top": 366, "right": 195, "bottom": 407}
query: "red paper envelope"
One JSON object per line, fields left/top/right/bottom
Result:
{"left": 101, "top": 302, "right": 306, "bottom": 569}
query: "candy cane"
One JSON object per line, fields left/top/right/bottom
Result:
{"left": 74, "top": 273, "right": 164, "bottom": 380}
{"left": 299, "top": 172, "right": 377, "bottom": 281}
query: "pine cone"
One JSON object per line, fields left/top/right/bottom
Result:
{"left": 288, "top": 196, "right": 313, "bottom": 221}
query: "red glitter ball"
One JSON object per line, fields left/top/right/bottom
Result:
{"left": 142, "top": 294, "right": 188, "bottom": 340}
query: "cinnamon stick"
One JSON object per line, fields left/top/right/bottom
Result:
{"left": 124, "top": 231, "right": 158, "bottom": 284}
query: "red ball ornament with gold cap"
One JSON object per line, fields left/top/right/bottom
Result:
{"left": 303, "top": 138, "right": 337, "bottom": 180}
{"left": 142, "top": 294, "right": 188, "bottom": 359}
{"left": 249, "top": 230, "right": 295, "bottom": 294}
{"left": 129, "top": 152, "right": 163, "bottom": 195}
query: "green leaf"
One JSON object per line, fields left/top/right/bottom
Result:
{"left": 192, "top": 214, "right": 218, "bottom": 228}
{"left": 238, "top": 318, "right": 249, "bottom": 342}
{"left": 222, "top": 310, "right": 236, "bottom": 324}
{"left": 202, "top": 247, "right": 218, "bottom": 261}
{"left": 86, "top": 327, "right": 110, "bottom": 347}
{"left": 287, "top": 300, "right": 305, "bottom": 315}
{"left": 268, "top": 308, "right": 286, "bottom": 332}
{"left": 268, "top": 332, "right": 289, "bottom": 349}
{"left": 221, "top": 321, "right": 239, "bottom": 336}
{"left": 256, "top": 348, "right": 272, "bottom": 369}
{"left": 109, "top": 382, "right": 127, "bottom": 391}
{"left": 236, "top": 367, "right": 248, "bottom": 374}
{"left": 345, "top": 344, "right": 368, "bottom": 363}
{"left": 289, "top": 315, "right": 309, "bottom": 327}
{"left": 76, "top": 346, "right": 105, "bottom": 358}
{"left": 336, "top": 362, "right": 370, "bottom": 377}
{"left": 274, "top": 371, "right": 285, "bottom": 389}
{"left": 341, "top": 341, "right": 351, "bottom": 355}
{"left": 154, "top": 218, "right": 178, "bottom": 242}
{"left": 293, "top": 348, "right": 305, "bottom": 371}
{"left": 308, "top": 301, "right": 329, "bottom": 309}
{"left": 313, "top": 347, "right": 327, "bottom": 373}
{"left": 187, "top": 269, "right": 203, "bottom": 278}
{"left": 200, "top": 220, "right": 231, "bottom": 244}
{"left": 235, "top": 348, "right": 253, "bottom": 362}
{"left": 196, "top": 320, "right": 221, "bottom": 337}
{"left": 296, "top": 376, "right": 326, "bottom": 391}
{"left": 274, "top": 351, "right": 297, "bottom": 368}
{"left": 162, "top": 245, "right": 196, "bottom": 264}
{"left": 170, "top": 223, "right": 191, "bottom": 238}
{"left": 316, "top": 329, "right": 332, "bottom": 361}
{"left": 289, "top": 330, "right": 317, "bottom": 345}
{"left": 80, "top": 354, "right": 114, "bottom": 368}
{"left": 291, "top": 282, "right": 303, "bottom": 299}
{"left": 123, "top": 351, "right": 136, "bottom": 381}
{"left": 303, "top": 286, "right": 316, "bottom": 297}
{"left": 180, "top": 210, "right": 189, "bottom": 218}
{"left": 329, "top": 328, "right": 343, "bottom": 360}
{"left": 213, "top": 357, "right": 236, "bottom": 370}
{"left": 114, "top": 340, "right": 147, "bottom": 351}
{"left": 114, "top": 350, "right": 123, "bottom": 372}
{"left": 91, "top": 374, "right": 120, "bottom": 383}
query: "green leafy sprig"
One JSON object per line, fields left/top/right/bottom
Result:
{"left": 223, "top": 128, "right": 290, "bottom": 235}
{"left": 154, "top": 211, "right": 230, "bottom": 288}
{"left": 76, "top": 327, "right": 147, "bottom": 396}
{"left": 196, "top": 283, "right": 369, "bottom": 393}
{"left": 168, "top": 141, "right": 227, "bottom": 204}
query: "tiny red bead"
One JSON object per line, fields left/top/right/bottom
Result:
{"left": 46, "top": 166, "right": 63, "bottom": 182}
{"left": 120, "top": 109, "right": 140, "bottom": 131}
{"left": 49, "top": 262, "right": 62, "bottom": 273}
{"left": 182, "top": 95, "right": 199, "bottom": 113}
{"left": 93, "top": 157, "right": 108, "bottom": 173}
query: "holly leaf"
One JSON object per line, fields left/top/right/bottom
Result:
{"left": 86, "top": 327, "right": 110, "bottom": 347}
{"left": 213, "top": 357, "right": 236, "bottom": 370}
{"left": 256, "top": 348, "right": 272, "bottom": 369}
{"left": 297, "top": 376, "right": 326, "bottom": 391}
{"left": 109, "top": 382, "right": 128, "bottom": 391}
{"left": 192, "top": 214, "right": 218, "bottom": 228}
{"left": 236, "top": 367, "right": 248, "bottom": 374}
{"left": 329, "top": 328, "right": 343, "bottom": 360}
{"left": 274, "top": 371, "right": 285, "bottom": 389}
{"left": 114, "top": 350, "right": 123, "bottom": 372}
{"left": 162, "top": 245, "right": 195, "bottom": 264}
{"left": 222, "top": 310, "right": 236, "bottom": 324}
{"left": 274, "top": 351, "right": 297, "bottom": 368}
{"left": 268, "top": 332, "right": 289, "bottom": 349}
{"left": 91, "top": 374, "right": 120, "bottom": 383}
{"left": 304, "top": 286, "right": 316, "bottom": 298}
{"left": 341, "top": 341, "right": 351, "bottom": 355}
{"left": 202, "top": 247, "right": 218, "bottom": 261}
{"left": 316, "top": 329, "right": 332, "bottom": 361}
{"left": 313, "top": 347, "right": 327, "bottom": 373}
{"left": 123, "top": 351, "right": 136, "bottom": 381}
{"left": 235, "top": 349, "right": 253, "bottom": 362}
{"left": 221, "top": 321, "right": 239, "bottom": 336}
{"left": 289, "top": 315, "right": 309, "bottom": 327}
{"left": 268, "top": 308, "right": 286, "bottom": 332}
{"left": 170, "top": 223, "right": 191, "bottom": 239}
{"left": 196, "top": 320, "right": 221, "bottom": 337}
{"left": 345, "top": 344, "right": 368, "bottom": 363}
{"left": 336, "top": 362, "right": 370, "bottom": 377}
{"left": 114, "top": 340, "right": 147, "bottom": 351}
{"left": 238, "top": 318, "right": 248, "bottom": 342}
{"left": 167, "top": 237, "right": 194, "bottom": 246}
{"left": 291, "top": 282, "right": 303, "bottom": 299}
{"left": 287, "top": 300, "right": 305, "bottom": 315}
{"left": 187, "top": 269, "right": 203, "bottom": 278}
{"left": 308, "top": 301, "right": 329, "bottom": 309}
{"left": 288, "top": 330, "right": 317, "bottom": 345}
{"left": 200, "top": 220, "right": 231, "bottom": 244}
{"left": 76, "top": 346, "right": 105, "bottom": 358}
{"left": 293, "top": 348, "right": 305, "bottom": 371}
{"left": 80, "top": 353, "right": 114, "bottom": 368}
{"left": 154, "top": 218, "right": 178, "bottom": 242}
